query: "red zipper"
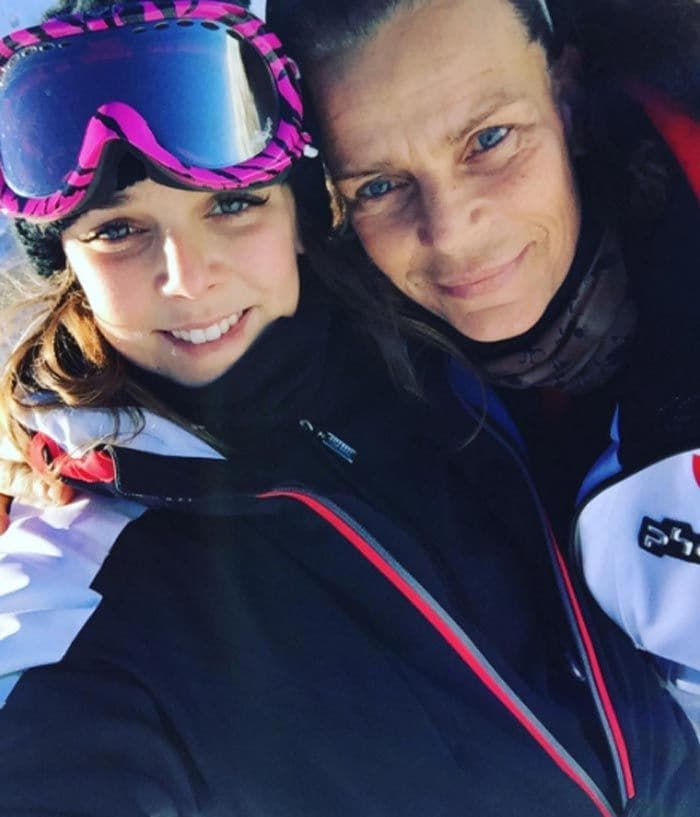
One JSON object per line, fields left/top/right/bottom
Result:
{"left": 260, "top": 488, "right": 622, "bottom": 817}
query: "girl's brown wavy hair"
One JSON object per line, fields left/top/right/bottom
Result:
{"left": 0, "top": 266, "right": 185, "bottom": 482}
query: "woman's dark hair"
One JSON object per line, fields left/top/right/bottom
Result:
{"left": 269, "top": 0, "right": 699, "bottom": 115}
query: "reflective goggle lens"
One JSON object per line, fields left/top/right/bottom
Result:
{"left": 0, "top": 21, "right": 279, "bottom": 198}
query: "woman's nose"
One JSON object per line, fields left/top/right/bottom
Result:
{"left": 417, "top": 180, "right": 488, "bottom": 258}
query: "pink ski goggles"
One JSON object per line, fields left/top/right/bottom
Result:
{"left": 0, "top": 2, "right": 313, "bottom": 223}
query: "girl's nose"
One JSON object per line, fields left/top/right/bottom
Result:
{"left": 158, "top": 232, "right": 216, "bottom": 299}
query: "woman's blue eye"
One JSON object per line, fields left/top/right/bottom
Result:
{"left": 475, "top": 126, "right": 510, "bottom": 152}
{"left": 356, "top": 178, "right": 395, "bottom": 200}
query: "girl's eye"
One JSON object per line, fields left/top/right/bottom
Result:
{"left": 356, "top": 178, "right": 397, "bottom": 201}
{"left": 210, "top": 193, "right": 268, "bottom": 217}
{"left": 474, "top": 126, "right": 510, "bottom": 153}
{"left": 211, "top": 197, "right": 251, "bottom": 216}
{"left": 84, "top": 221, "right": 139, "bottom": 243}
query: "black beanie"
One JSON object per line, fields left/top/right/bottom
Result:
{"left": 13, "top": 217, "right": 73, "bottom": 278}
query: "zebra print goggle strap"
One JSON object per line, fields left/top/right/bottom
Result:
{"left": 0, "top": 2, "right": 314, "bottom": 223}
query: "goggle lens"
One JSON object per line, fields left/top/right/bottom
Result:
{"left": 0, "top": 22, "right": 279, "bottom": 198}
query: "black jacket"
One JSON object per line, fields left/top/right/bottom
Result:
{"left": 0, "top": 281, "right": 698, "bottom": 816}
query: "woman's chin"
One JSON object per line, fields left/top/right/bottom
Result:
{"left": 450, "top": 303, "right": 547, "bottom": 343}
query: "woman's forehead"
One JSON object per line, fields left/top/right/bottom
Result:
{"left": 310, "top": 0, "right": 550, "bottom": 175}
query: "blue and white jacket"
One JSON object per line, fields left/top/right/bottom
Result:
{"left": 573, "top": 91, "right": 700, "bottom": 731}
{"left": 465, "top": 91, "right": 700, "bottom": 735}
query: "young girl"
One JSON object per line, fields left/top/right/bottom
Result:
{"left": 0, "top": 3, "right": 698, "bottom": 816}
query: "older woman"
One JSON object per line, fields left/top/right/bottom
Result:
{"left": 266, "top": 0, "right": 700, "bottom": 729}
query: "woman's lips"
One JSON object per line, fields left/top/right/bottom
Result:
{"left": 434, "top": 243, "right": 532, "bottom": 299}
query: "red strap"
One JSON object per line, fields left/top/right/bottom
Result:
{"left": 28, "top": 432, "right": 115, "bottom": 484}
{"left": 692, "top": 455, "right": 700, "bottom": 489}
{"left": 633, "top": 86, "right": 700, "bottom": 201}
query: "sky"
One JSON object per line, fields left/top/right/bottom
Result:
{"left": 0, "top": 1, "right": 267, "bottom": 30}
{"left": 0, "top": 0, "right": 57, "bottom": 31}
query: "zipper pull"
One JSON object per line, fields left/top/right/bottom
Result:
{"left": 299, "top": 419, "right": 357, "bottom": 464}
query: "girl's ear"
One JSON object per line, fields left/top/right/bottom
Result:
{"left": 552, "top": 45, "right": 585, "bottom": 153}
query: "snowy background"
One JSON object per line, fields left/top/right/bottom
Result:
{"left": 0, "top": 0, "right": 54, "bottom": 31}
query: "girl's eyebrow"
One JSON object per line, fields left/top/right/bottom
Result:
{"left": 86, "top": 190, "right": 134, "bottom": 212}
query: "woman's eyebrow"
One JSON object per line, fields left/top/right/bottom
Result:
{"left": 333, "top": 161, "right": 395, "bottom": 183}
{"left": 333, "top": 91, "right": 524, "bottom": 182}
{"left": 446, "top": 90, "right": 524, "bottom": 145}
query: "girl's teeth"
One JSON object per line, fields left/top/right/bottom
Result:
{"left": 204, "top": 324, "right": 222, "bottom": 342}
{"left": 170, "top": 312, "right": 242, "bottom": 345}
